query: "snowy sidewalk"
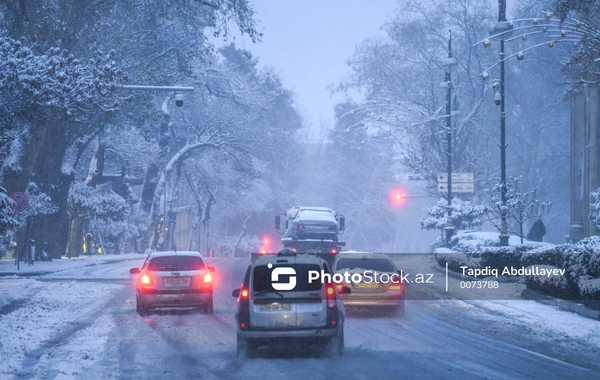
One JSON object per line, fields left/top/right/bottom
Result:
{"left": 0, "top": 253, "right": 144, "bottom": 277}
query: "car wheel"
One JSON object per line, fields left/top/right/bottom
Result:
{"left": 326, "top": 328, "right": 344, "bottom": 357}
{"left": 337, "top": 328, "right": 344, "bottom": 356}
{"left": 204, "top": 297, "right": 214, "bottom": 314}
{"left": 237, "top": 336, "right": 254, "bottom": 358}
{"left": 138, "top": 296, "right": 149, "bottom": 317}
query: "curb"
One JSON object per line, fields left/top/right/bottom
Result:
{"left": 521, "top": 288, "right": 600, "bottom": 321}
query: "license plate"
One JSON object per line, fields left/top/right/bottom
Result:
{"left": 355, "top": 282, "right": 378, "bottom": 289}
{"left": 304, "top": 225, "right": 329, "bottom": 230}
{"left": 164, "top": 277, "right": 190, "bottom": 286}
{"left": 259, "top": 303, "right": 292, "bottom": 312}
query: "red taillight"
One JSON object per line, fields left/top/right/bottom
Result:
{"left": 297, "top": 225, "right": 304, "bottom": 229}
{"left": 326, "top": 285, "right": 335, "bottom": 297}
{"left": 326, "top": 284, "right": 336, "bottom": 308}
{"left": 336, "top": 284, "right": 344, "bottom": 291}
{"left": 325, "top": 283, "right": 339, "bottom": 328}
{"left": 141, "top": 273, "right": 151, "bottom": 285}
{"left": 203, "top": 272, "right": 212, "bottom": 283}
{"left": 291, "top": 247, "right": 297, "bottom": 252}
{"left": 330, "top": 248, "right": 337, "bottom": 254}
{"left": 389, "top": 284, "right": 403, "bottom": 291}
{"left": 238, "top": 287, "right": 250, "bottom": 329}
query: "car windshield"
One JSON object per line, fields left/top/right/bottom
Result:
{"left": 253, "top": 264, "right": 322, "bottom": 292}
{"left": 335, "top": 258, "right": 395, "bottom": 273}
{"left": 147, "top": 256, "right": 205, "bottom": 271}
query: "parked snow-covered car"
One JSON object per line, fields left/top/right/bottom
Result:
{"left": 130, "top": 251, "right": 214, "bottom": 316}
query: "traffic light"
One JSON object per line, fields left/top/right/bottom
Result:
{"left": 389, "top": 188, "right": 407, "bottom": 207}
{"left": 259, "top": 235, "right": 272, "bottom": 254}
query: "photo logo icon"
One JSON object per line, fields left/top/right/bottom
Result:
{"left": 268, "top": 263, "right": 296, "bottom": 291}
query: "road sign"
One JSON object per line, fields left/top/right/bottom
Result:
{"left": 438, "top": 183, "right": 474, "bottom": 193}
{"left": 437, "top": 172, "right": 474, "bottom": 183}
{"left": 9, "top": 192, "right": 29, "bottom": 213}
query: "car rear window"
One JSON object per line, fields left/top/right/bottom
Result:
{"left": 147, "top": 256, "right": 205, "bottom": 271}
{"left": 253, "top": 264, "right": 322, "bottom": 292}
{"left": 335, "top": 258, "right": 395, "bottom": 273}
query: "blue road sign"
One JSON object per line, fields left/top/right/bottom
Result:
{"left": 9, "top": 192, "right": 29, "bottom": 213}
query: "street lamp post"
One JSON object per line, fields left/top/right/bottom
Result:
{"left": 442, "top": 31, "right": 458, "bottom": 247}
{"left": 491, "top": 0, "right": 512, "bottom": 247}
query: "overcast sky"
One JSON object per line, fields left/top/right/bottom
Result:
{"left": 216, "top": 0, "right": 398, "bottom": 134}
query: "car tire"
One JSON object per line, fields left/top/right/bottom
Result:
{"left": 138, "top": 295, "right": 149, "bottom": 316}
{"left": 337, "top": 328, "right": 344, "bottom": 356}
{"left": 204, "top": 297, "right": 214, "bottom": 314}
{"left": 326, "top": 328, "right": 344, "bottom": 357}
{"left": 237, "top": 336, "right": 255, "bottom": 358}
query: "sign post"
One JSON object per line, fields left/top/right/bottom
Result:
{"left": 9, "top": 192, "right": 29, "bottom": 271}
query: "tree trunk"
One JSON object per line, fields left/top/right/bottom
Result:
{"left": 201, "top": 191, "right": 215, "bottom": 256}
{"left": 85, "top": 133, "right": 106, "bottom": 187}
{"left": 1, "top": 123, "right": 46, "bottom": 196}
{"left": 187, "top": 206, "right": 202, "bottom": 251}
{"left": 232, "top": 212, "right": 254, "bottom": 258}
{"left": 67, "top": 217, "right": 86, "bottom": 258}
{"left": 29, "top": 128, "right": 74, "bottom": 259}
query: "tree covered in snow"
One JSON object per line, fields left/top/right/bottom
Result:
{"left": 66, "top": 182, "right": 129, "bottom": 257}
{"left": 0, "top": 186, "right": 17, "bottom": 234}
{"left": 313, "top": 101, "right": 397, "bottom": 251}
{"left": 485, "top": 176, "right": 552, "bottom": 244}
{"left": 0, "top": 37, "right": 125, "bottom": 258}
{"left": 420, "top": 197, "right": 486, "bottom": 231}
{"left": 335, "top": 0, "right": 570, "bottom": 242}
{"left": 67, "top": 183, "right": 128, "bottom": 222}
{"left": 589, "top": 188, "right": 600, "bottom": 230}
{"left": 335, "top": 0, "right": 494, "bottom": 185}
{"left": 0, "top": 1, "right": 262, "bottom": 258}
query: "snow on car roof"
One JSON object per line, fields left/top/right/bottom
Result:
{"left": 296, "top": 209, "right": 337, "bottom": 222}
{"left": 148, "top": 250, "right": 203, "bottom": 258}
{"left": 334, "top": 251, "right": 392, "bottom": 260}
{"left": 252, "top": 254, "right": 326, "bottom": 265}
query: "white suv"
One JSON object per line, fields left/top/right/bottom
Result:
{"left": 232, "top": 251, "right": 350, "bottom": 356}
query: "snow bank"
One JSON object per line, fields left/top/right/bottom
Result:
{"left": 433, "top": 232, "right": 600, "bottom": 310}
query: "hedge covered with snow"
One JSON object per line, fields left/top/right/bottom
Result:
{"left": 434, "top": 232, "right": 600, "bottom": 310}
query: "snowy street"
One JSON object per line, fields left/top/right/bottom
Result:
{"left": 1, "top": 255, "right": 599, "bottom": 379}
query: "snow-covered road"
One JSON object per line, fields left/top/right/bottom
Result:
{"left": 1, "top": 255, "right": 599, "bottom": 379}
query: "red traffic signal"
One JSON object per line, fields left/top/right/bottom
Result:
{"left": 389, "top": 188, "right": 407, "bottom": 207}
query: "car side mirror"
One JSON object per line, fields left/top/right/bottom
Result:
{"left": 338, "top": 215, "right": 345, "bottom": 232}
{"left": 207, "top": 265, "right": 215, "bottom": 273}
{"left": 130, "top": 268, "right": 140, "bottom": 274}
{"left": 339, "top": 286, "right": 351, "bottom": 295}
{"left": 232, "top": 289, "right": 240, "bottom": 298}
